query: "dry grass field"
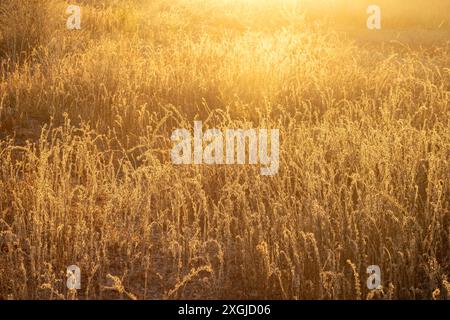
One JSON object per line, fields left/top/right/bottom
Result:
{"left": 0, "top": 0, "right": 449, "bottom": 300}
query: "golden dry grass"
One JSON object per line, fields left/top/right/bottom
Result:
{"left": 0, "top": 0, "right": 449, "bottom": 299}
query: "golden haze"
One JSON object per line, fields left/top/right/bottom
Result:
{"left": 0, "top": 0, "right": 449, "bottom": 299}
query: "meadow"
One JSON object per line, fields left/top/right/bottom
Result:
{"left": 0, "top": 0, "right": 449, "bottom": 299}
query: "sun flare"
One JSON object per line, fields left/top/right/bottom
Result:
{"left": 0, "top": 0, "right": 449, "bottom": 301}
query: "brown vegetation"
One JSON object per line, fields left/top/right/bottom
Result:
{"left": 0, "top": 0, "right": 448, "bottom": 299}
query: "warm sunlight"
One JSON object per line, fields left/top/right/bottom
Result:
{"left": 0, "top": 0, "right": 449, "bottom": 305}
